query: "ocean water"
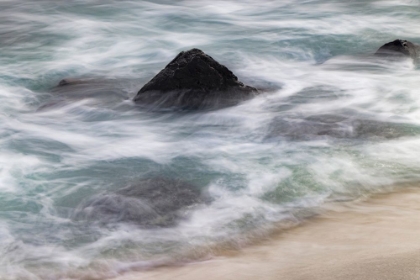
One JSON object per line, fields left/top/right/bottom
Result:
{"left": 1, "top": 0, "right": 420, "bottom": 279}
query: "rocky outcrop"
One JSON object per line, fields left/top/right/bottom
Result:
{"left": 134, "top": 48, "right": 258, "bottom": 109}
{"left": 73, "top": 178, "right": 210, "bottom": 227}
{"left": 375, "top": 39, "right": 419, "bottom": 63}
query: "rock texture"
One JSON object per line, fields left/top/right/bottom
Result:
{"left": 375, "top": 39, "right": 419, "bottom": 63}
{"left": 73, "top": 178, "right": 210, "bottom": 227}
{"left": 134, "top": 48, "right": 258, "bottom": 109}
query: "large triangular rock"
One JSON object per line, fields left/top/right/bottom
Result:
{"left": 134, "top": 48, "right": 258, "bottom": 109}
{"left": 375, "top": 39, "right": 419, "bottom": 63}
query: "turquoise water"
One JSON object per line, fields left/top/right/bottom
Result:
{"left": 1, "top": 0, "right": 420, "bottom": 279}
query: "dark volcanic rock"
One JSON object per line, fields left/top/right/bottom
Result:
{"left": 73, "top": 178, "right": 210, "bottom": 227}
{"left": 375, "top": 39, "right": 420, "bottom": 63}
{"left": 134, "top": 48, "right": 258, "bottom": 109}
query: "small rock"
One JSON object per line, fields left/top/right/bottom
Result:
{"left": 375, "top": 39, "right": 419, "bottom": 63}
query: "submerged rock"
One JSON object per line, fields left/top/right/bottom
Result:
{"left": 375, "top": 39, "right": 419, "bottom": 63}
{"left": 57, "top": 78, "right": 95, "bottom": 87}
{"left": 73, "top": 178, "right": 210, "bottom": 227}
{"left": 134, "top": 48, "right": 258, "bottom": 109}
{"left": 51, "top": 78, "right": 130, "bottom": 100}
{"left": 38, "top": 78, "right": 135, "bottom": 110}
{"left": 267, "top": 114, "right": 420, "bottom": 141}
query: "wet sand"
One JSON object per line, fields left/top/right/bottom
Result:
{"left": 115, "top": 187, "right": 420, "bottom": 280}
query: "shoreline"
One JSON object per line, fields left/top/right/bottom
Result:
{"left": 115, "top": 186, "right": 420, "bottom": 280}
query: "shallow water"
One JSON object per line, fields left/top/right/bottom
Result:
{"left": 1, "top": 0, "right": 420, "bottom": 279}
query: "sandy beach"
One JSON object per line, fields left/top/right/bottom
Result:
{"left": 115, "top": 187, "right": 420, "bottom": 280}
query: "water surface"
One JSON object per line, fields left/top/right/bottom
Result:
{"left": 1, "top": 0, "right": 420, "bottom": 279}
